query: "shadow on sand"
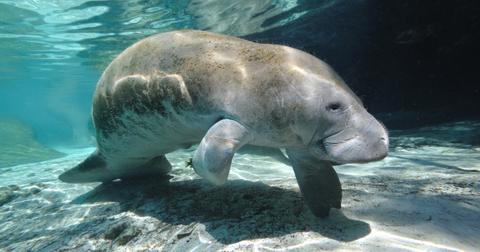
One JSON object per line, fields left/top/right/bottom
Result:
{"left": 72, "top": 176, "right": 371, "bottom": 244}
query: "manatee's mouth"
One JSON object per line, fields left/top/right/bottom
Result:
{"left": 309, "top": 127, "right": 387, "bottom": 164}
{"left": 322, "top": 135, "right": 360, "bottom": 164}
{"left": 321, "top": 131, "right": 359, "bottom": 164}
{"left": 308, "top": 130, "right": 352, "bottom": 164}
{"left": 323, "top": 135, "right": 358, "bottom": 146}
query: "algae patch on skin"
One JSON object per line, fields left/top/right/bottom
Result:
{"left": 0, "top": 119, "right": 65, "bottom": 168}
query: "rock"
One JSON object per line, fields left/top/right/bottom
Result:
{"left": 0, "top": 184, "right": 47, "bottom": 206}
{"left": 0, "top": 189, "right": 16, "bottom": 206}
{"left": 176, "top": 231, "right": 192, "bottom": 240}
{"left": 0, "top": 185, "right": 22, "bottom": 206}
{"left": 116, "top": 226, "right": 140, "bottom": 245}
{"left": 104, "top": 221, "right": 140, "bottom": 245}
{"left": 104, "top": 222, "right": 128, "bottom": 240}
{"left": 29, "top": 187, "right": 41, "bottom": 194}
{"left": 8, "top": 185, "right": 20, "bottom": 191}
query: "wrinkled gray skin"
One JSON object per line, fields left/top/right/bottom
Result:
{"left": 59, "top": 30, "right": 388, "bottom": 217}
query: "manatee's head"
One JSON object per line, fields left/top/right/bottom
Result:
{"left": 289, "top": 62, "right": 389, "bottom": 164}
{"left": 310, "top": 88, "right": 389, "bottom": 164}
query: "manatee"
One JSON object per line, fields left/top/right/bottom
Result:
{"left": 59, "top": 30, "right": 389, "bottom": 217}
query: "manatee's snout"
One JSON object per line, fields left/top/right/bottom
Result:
{"left": 357, "top": 118, "right": 389, "bottom": 162}
{"left": 323, "top": 111, "right": 389, "bottom": 164}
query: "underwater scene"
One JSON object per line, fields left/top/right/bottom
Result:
{"left": 0, "top": 0, "right": 479, "bottom": 251}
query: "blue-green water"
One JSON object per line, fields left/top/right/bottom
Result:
{"left": 0, "top": 0, "right": 307, "bottom": 149}
{"left": 0, "top": 1, "right": 479, "bottom": 251}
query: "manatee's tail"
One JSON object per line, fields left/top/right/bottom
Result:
{"left": 59, "top": 150, "right": 112, "bottom": 183}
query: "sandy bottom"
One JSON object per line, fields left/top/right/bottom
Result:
{"left": 0, "top": 121, "right": 479, "bottom": 251}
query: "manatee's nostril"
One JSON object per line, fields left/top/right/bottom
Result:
{"left": 380, "top": 136, "right": 388, "bottom": 144}
{"left": 379, "top": 136, "right": 389, "bottom": 153}
{"left": 378, "top": 135, "right": 389, "bottom": 151}
{"left": 380, "top": 137, "right": 387, "bottom": 144}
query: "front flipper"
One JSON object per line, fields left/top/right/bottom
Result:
{"left": 286, "top": 147, "right": 342, "bottom": 217}
{"left": 193, "top": 119, "right": 252, "bottom": 185}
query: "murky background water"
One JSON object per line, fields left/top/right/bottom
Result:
{"left": 0, "top": 0, "right": 479, "bottom": 251}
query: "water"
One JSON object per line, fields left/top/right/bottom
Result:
{"left": 1, "top": 1, "right": 479, "bottom": 251}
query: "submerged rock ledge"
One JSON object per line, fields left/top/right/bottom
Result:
{"left": 0, "top": 119, "right": 64, "bottom": 168}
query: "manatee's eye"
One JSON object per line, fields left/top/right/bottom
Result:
{"left": 326, "top": 102, "right": 342, "bottom": 112}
